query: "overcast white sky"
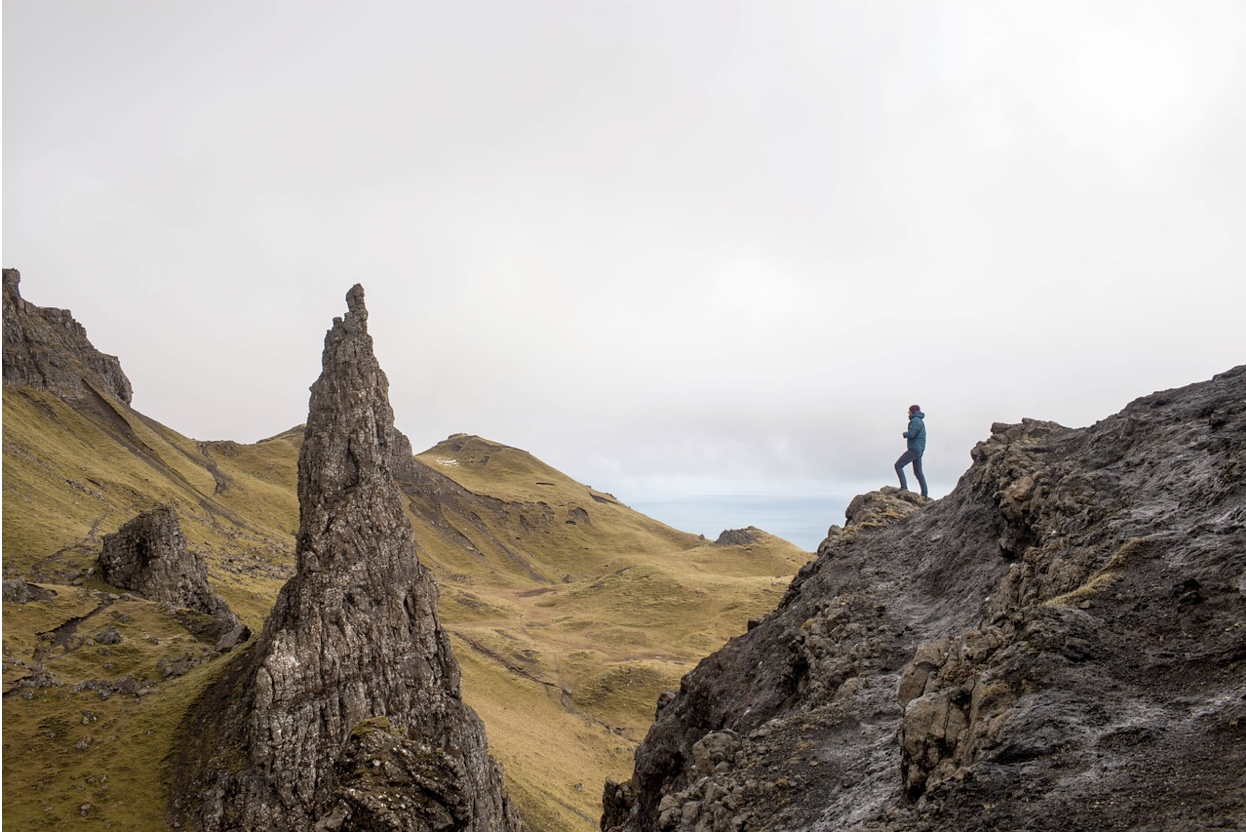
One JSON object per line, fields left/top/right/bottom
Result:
{"left": 4, "top": 1, "right": 1245, "bottom": 547}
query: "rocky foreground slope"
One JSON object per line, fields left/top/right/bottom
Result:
{"left": 168, "top": 286, "right": 521, "bottom": 830}
{"left": 605, "top": 366, "right": 1246, "bottom": 831}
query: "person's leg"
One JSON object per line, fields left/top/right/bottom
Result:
{"left": 895, "top": 450, "right": 915, "bottom": 489}
{"left": 913, "top": 452, "right": 928, "bottom": 498}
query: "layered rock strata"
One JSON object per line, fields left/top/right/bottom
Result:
{"left": 605, "top": 366, "right": 1246, "bottom": 831}
{"left": 170, "top": 285, "right": 521, "bottom": 830}
{"left": 2, "top": 268, "right": 132, "bottom": 403}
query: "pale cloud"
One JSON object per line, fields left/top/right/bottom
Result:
{"left": 4, "top": 1, "right": 1244, "bottom": 545}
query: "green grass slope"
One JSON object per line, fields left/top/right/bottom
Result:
{"left": 404, "top": 435, "right": 809, "bottom": 827}
{"left": 3, "top": 388, "right": 301, "bottom": 828}
{"left": 3, "top": 391, "right": 811, "bottom": 830}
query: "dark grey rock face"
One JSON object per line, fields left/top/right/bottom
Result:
{"left": 606, "top": 366, "right": 1246, "bottom": 832}
{"left": 99, "top": 505, "right": 247, "bottom": 650}
{"left": 2, "top": 268, "right": 132, "bottom": 404}
{"left": 101, "top": 506, "right": 218, "bottom": 610}
{"left": 170, "top": 285, "right": 521, "bottom": 831}
{"left": 321, "top": 717, "right": 480, "bottom": 831}
{"left": 714, "top": 527, "right": 764, "bottom": 546}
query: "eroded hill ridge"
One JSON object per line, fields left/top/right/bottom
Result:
{"left": 2, "top": 268, "right": 132, "bottom": 404}
{"left": 604, "top": 367, "right": 1246, "bottom": 831}
{"left": 167, "top": 285, "right": 522, "bottom": 830}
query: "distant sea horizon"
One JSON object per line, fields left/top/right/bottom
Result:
{"left": 630, "top": 494, "right": 848, "bottom": 553}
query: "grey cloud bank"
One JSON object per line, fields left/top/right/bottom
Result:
{"left": 5, "top": 1, "right": 1244, "bottom": 544}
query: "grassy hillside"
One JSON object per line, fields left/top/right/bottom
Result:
{"left": 408, "top": 436, "right": 807, "bottom": 826}
{"left": 3, "top": 388, "right": 301, "bottom": 828}
{"left": 2, "top": 391, "right": 811, "bottom": 830}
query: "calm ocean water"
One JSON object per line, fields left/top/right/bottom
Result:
{"left": 630, "top": 494, "right": 848, "bottom": 553}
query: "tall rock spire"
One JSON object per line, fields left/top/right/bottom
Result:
{"left": 170, "top": 285, "right": 521, "bottom": 830}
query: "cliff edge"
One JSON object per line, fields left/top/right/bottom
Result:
{"left": 2, "top": 268, "right": 132, "bottom": 404}
{"left": 605, "top": 366, "right": 1246, "bottom": 831}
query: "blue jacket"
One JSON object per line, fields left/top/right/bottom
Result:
{"left": 904, "top": 411, "right": 926, "bottom": 452}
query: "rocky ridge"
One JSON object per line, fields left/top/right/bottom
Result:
{"left": 2, "top": 268, "right": 132, "bottom": 404}
{"left": 168, "top": 285, "right": 521, "bottom": 830}
{"left": 605, "top": 366, "right": 1246, "bottom": 831}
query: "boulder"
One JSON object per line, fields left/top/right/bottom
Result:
{"left": 98, "top": 505, "right": 246, "bottom": 648}
{"left": 2, "top": 577, "right": 56, "bottom": 603}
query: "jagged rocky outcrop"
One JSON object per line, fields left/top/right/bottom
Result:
{"left": 714, "top": 528, "right": 764, "bottom": 546}
{"left": 2, "top": 576, "right": 57, "bottom": 604}
{"left": 604, "top": 366, "right": 1246, "bottom": 831}
{"left": 169, "top": 285, "right": 521, "bottom": 831}
{"left": 98, "top": 505, "right": 248, "bottom": 650}
{"left": 2, "top": 268, "right": 133, "bottom": 403}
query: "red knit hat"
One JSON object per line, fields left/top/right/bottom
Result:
{"left": 909, "top": 404, "right": 921, "bottom": 413}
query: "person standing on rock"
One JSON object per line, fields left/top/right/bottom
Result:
{"left": 895, "top": 404, "right": 928, "bottom": 498}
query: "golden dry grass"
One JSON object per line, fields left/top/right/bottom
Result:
{"left": 3, "top": 391, "right": 812, "bottom": 831}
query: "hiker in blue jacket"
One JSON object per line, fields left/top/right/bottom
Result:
{"left": 895, "top": 404, "right": 928, "bottom": 498}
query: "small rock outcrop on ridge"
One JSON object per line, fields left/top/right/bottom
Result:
{"left": 714, "top": 527, "right": 764, "bottom": 546}
{"left": 169, "top": 285, "right": 521, "bottom": 830}
{"left": 98, "top": 505, "right": 248, "bottom": 650}
{"left": 2, "top": 268, "right": 132, "bottom": 403}
{"left": 605, "top": 366, "right": 1246, "bottom": 831}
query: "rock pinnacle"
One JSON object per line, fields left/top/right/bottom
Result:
{"left": 170, "top": 285, "right": 521, "bottom": 830}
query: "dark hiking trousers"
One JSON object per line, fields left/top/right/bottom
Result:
{"left": 895, "top": 449, "right": 928, "bottom": 497}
